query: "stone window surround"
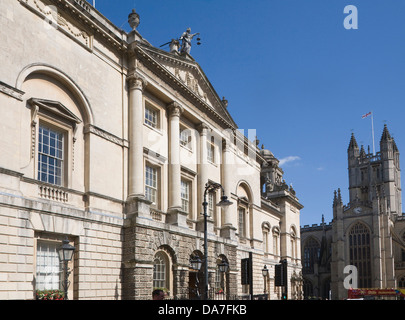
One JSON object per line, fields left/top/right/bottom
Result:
{"left": 28, "top": 98, "right": 81, "bottom": 189}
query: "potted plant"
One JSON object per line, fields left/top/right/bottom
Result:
{"left": 36, "top": 290, "right": 64, "bottom": 300}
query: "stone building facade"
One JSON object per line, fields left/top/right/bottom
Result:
{"left": 0, "top": 0, "right": 303, "bottom": 300}
{"left": 301, "top": 127, "right": 405, "bottom": 300}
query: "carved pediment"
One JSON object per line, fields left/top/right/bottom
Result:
{"left": 28, "top": 98, "right": 82, "bottom": 125}
{"left": 136, "top": 43, "right": 237, "bottom": 129}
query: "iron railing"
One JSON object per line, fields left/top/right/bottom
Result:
{"left": 170, "top": 288, "right": 268, "bottom": 300}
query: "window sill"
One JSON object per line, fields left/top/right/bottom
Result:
{"left": 143, "top": 122, "right": 163, "bottom": 135}
{"left": 180, "top": 143, "right": 193, "bottom": 153}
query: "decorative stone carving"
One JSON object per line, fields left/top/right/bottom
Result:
{"left": 127, "top": 73, "right": 147, "bottom": 91}
{"left": 197, "top": 122, "right": 209, "bottom": 136}
{"left": 22, "top": 0, "right": 92, "bottom": 49}
{"left": 167, "top": 101, "right": 183, "bottom": 118}
{"left": 128, "top": 9, "right": 140, "bottom": 31}
{"left": 0, "top": 81, "right": 24, "bottom": 101}
{"left": 169, "top": 39, "right": 180, "bottom": 53}
{"left": 84, "top": 124, "right": 127, "bottom": 147}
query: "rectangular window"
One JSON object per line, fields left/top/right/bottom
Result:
{"left": 181, "top": 180, "right": 190, "bottom": 213}
{"left": 207, "top": 141, "right": 215, "bottom": 163}
{"left": 180, "top": 128, "right": 192, "bottom": 149}
{"left": 263, "top": 231, "right": 268, "bottom": 253}
{"left": 36, "top": 241, "right": 61, "bottom": 291}
{"left": 145, "top": 165, "right": 158, "bottom": 205}
{"left": 145, "top": 105, "right": 158, "bottom": 129}
{"left": 208, "top": 192, "right": 214, "bottom": 217}
{"left": 238, "top": 207, "right": 246, "bottom": 238}
{"left": 38, "top": 124, "right": 64, "bottom": 186}
{"left": 273, "top": 235, "right": 279, "bottom": 256}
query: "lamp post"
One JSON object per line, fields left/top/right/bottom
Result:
{"left": 218, "top": 257, "right": 229, "bottom": 298}
{"left": 57, "top": 238, "right": 75, "bottom": 300}
{"left": 262, "top": 265, "right": 269, "bottom": 295}
{"left": 202, "top": 182, "right": 232, "bottom": 300}
{"left": 189, "top": 255, "right": 202, "bottom": 299}
{"left": 218, "top": 257, "right": 229, "bottom": 273}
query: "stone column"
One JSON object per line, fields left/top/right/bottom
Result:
{"left": 127, "top": 73, "right": 147, "bottom": 199}
{"left": 198, "top": 122, "right": 209, "bottom": 200}
{"left": 168, "top": 102, "right": 183, "bottom": 209}
{"left": 220, "top": 138, "right": 236, "bottom": 238}
{"left": 196, "top": 122, "right": 214, "bottom": 233}
{"left": 166, "top": 102, "right": 187, "bottom": 226}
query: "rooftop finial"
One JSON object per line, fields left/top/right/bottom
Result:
{"left": 128, "top": 9, "right": 140, "bottom": 31}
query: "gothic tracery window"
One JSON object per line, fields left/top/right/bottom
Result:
{"left": 303, "top": 237, "right": 320, "bottom": 274}
{"left": 349, "top": 222, "right": 372, "bottom": 288}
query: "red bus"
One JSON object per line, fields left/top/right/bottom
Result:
{"left": 348, "top": 288, "right": 405, "bottom": 300}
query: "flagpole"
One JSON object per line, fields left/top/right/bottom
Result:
{"left": 371, "top": 111, "right": 375, "bottom": 155}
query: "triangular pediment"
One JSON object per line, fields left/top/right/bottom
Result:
{"left": 136, "top": 43, "right": 237, "bottom": 129}
{"left": 28, "top": 98, "right": 82, "bottom": 125}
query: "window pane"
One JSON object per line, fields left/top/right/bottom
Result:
{"left": 208, "top": 192, "right": 214, "bottom": 217}
{"left": 181, "top": 180, "right": 190, "bottom": 213}
{"left": 38, "top": 124, "right": 64, "bottom": 186}
{"left": 145, "top": 107, "right": 158, "bottom": 128}
{"left": 180, "top": 129, "right": 191, "bottom": 149}
{"left": 145, "top": 165, "right": 158, "bottom": 205}
{"left": 153, "top": 253, "right": 167, "bottom": 289}
{"left": 207, "top": 142, "right": 215, "bottom": 163}
{"left": 36, "top": 241, "right": 61, "bottom": 291}
{"left": 349, "top": 222, "right": 371, "bottom": 288}
{"left": 238, "top": 208, "right": 245, "bottom": 237}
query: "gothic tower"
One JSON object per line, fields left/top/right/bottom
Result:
{"left": 331, "top": 125, "right": 402, "bottom": 299}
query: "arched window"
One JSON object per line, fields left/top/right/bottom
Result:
{"left": 290, "top": 227, "right": 298, "bottom": 261}
{"left": 21, "top": 65, "right": 92, "bottom": 193}
{"left": 262, "top": 222, "right": 271, "bottom": 254}
{"left": 303, "top": 237, "right": 320, "bottom": 274}
{"left": 272, "top": 227, "right": 280, "bottom": 257}
{"left": 236, "top": 182, "right": 252, "bottom": 240}
{"left": 349, "top": 222, "right": 372, "bottom": 288}
{"left": 153, "top": 251, "right": 170, "bottom": 290}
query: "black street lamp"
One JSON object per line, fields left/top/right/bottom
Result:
{"left": 190, "top": 255, "right": 202, "bottom": 271}
{"left": 262, "top": 265, "right": 269, "bottom": 277}
{"left": 202, "top": 182, "right": 232, "bottom": 300}
{"left": 262, "top": 265, "right": 269, "bottom": 294}
{"left": 189, "top": 255, "right": 202, "bottom": 299}
{"left": 218, "top": 257, "right": 229, "bottom": 274}
{"left": 57, "top": 238, "right": 75, "bottom": 300}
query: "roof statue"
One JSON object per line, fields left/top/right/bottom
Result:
{"left": 180, "top": 28, "right": 200, "bottom": 54}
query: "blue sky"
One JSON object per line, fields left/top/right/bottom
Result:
{"left": 89, "top": 0, "right": 405, "bottom": 226}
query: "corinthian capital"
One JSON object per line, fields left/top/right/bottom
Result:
{"left": 127, "top": 73, "right": 147, "bottom": 91}
{"left": 197, "top": 122, "right": 210, "bottom": 136}
{"left": 167, "top": 101, "right": 183, "bottom": 118}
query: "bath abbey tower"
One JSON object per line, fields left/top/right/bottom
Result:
{"left": 301, "top": 125, "right": 405, "bottom": 300}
